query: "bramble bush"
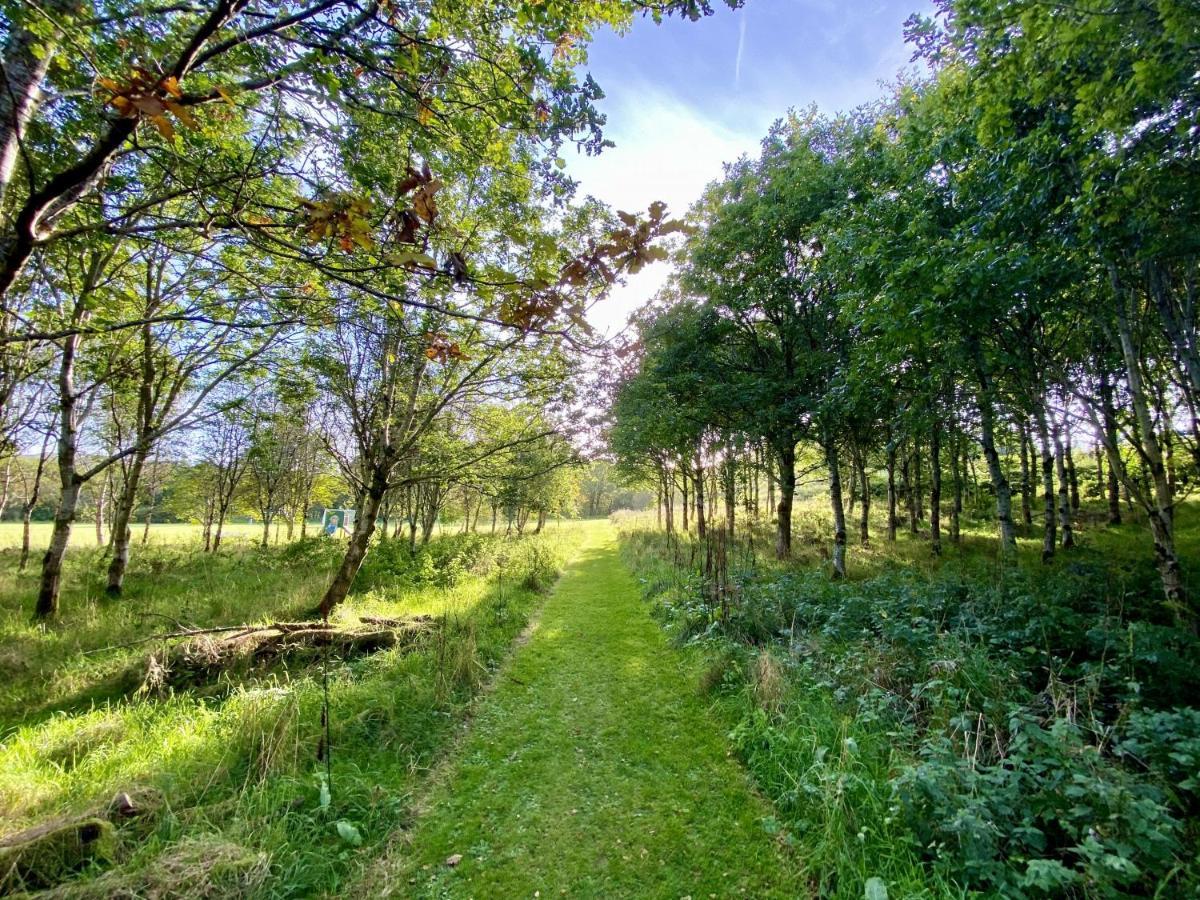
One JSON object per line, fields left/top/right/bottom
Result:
{"left": 618, "top": 525, "right": 1200, "bottom": 896}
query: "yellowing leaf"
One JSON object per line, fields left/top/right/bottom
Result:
{"left": 150, "top": 115, "right": 175, "bottom": 140}
{"left": 390, "top": 250, "right": 438, "bottom": 269}
{"left": 162, "top": 100, "right": 198, "bottom": 129}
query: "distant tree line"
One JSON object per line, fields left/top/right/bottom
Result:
{"left": 609, "top": 0, "right": 1200, "bottom": 629}
{"left": 0, "top": 0, "right": 724, "bottom": 619}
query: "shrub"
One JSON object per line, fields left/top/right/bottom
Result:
{"left": 618, "top": 523, "right": 1200, "bottom": 896}
{"left": 893, "top": 709, "right": 1184, "bottom": 896}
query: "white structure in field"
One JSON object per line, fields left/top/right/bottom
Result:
{"left": 321, "top": 508, "right": 355, "bottom": 537}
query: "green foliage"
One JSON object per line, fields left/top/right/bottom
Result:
{"left": 895, "top": 711, "right": 1182, "bottom": 896}
{"left": 618, "top": 512, "right": 1200, "bottom": 896}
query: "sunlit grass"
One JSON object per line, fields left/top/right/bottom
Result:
{"left": 615, "top": 496, "right": 1200, "bottom": 897}
{"left": 0, "top": 522, "right": 587, "bottom": 896}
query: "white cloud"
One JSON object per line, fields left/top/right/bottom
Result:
{"left": 735, "top": 12, "right": 747, "bottom": 89}
{"left": 567, "top": 85, "right": 765, "bottom": 336}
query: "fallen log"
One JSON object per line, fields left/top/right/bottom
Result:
{"left": 0, "top": 817, "right": 115, "bottom": 892}
{"left": 85, "top": 621, "right": 345, "bottom": 656}
{"left": 139, "top": 616, "right": 435, "bottom": 694}
{"left": 359, "top": 614, "right": 435, "bottom": 628}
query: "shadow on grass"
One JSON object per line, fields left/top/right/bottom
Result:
{"left": 0, "top": 527, "right": 586, "bottom": 898}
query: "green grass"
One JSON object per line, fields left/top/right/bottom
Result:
{"left": 0, "top": 519, "right": 473, "bottom": 551}
{"left": 0, "top": 523, "right": 585, "bottom": 896}
{"left": 616, "top": 497, "right": 1200, "bottom": 897}
{"left": 7, "top": 493, "right": 1192, "bottom": 896}
{"left": 359, "top": 521, "right": 802, "bottom": 898}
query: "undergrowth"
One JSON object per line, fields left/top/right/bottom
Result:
{"left": 618, "top": 503, "right": 1200, "bottom": 898}
{"left": 0, "top": 524, "right": 582, "bottom": 897}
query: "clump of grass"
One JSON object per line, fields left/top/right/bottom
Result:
{"left": 433, "top": 618, "right": 485, "bottom": 701}
{"left": 40, "top": 834, "right": 271, "bottom": 899}
{"left": 697, "top": 647, "right": 737, "bottom": 695}
{"left": 751, "top": 651, "right": 785, "bottom": 715}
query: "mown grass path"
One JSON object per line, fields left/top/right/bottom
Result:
{"left": 362, "top": 521, "right": 799, "bottom": 898}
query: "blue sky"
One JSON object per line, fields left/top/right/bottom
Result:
{"left": 570, "top": 0, "right": 933, "bottom": 334}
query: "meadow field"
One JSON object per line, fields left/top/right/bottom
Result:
{"left": 0, "top": 521, "right": 587, "bottom": 896}
{"left": 0, "top": 522, "right": 267, "bottom": 551}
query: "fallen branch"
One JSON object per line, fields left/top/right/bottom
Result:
{"left": 137, "top": 616, "right": 437, "bottom": 694}
{"left": 359, "top": 614, "right": 434, "bottom": 628}
{"left": 0, "top": 818, "right": 115, "bottom": 892}
{"left": 85, "top": 621, "right": 333, "bottom": 655}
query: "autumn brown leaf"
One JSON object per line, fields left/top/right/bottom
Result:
{"left": 97, "top": 68, "right": 199, "bottom": 141}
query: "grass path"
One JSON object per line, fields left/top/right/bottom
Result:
{"left": 360, "top": 521, "right": 799, "bottom": 898}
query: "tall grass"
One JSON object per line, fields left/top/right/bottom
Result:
{"left": 617, "top": 499, "right": 1200, "bottom": 897}
{"left": 0, "top": 524, "right": 583, "bottom": 896}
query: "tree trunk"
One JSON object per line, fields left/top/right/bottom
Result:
{"left": 753, "top": 447, "right": 761, "bottom": 517}
{"left": 105, "top": 449, "right": 148, "bottom": 595}
{"left": 930, "top": 418, "right": 942, "bottom": 556}
{"left": 1053, "top": 411, "right": 1075, "bottom": 550}
{"left": 19, "top": 433, "right": 51, "bottom": 572}
{"left": 826, "top": 438, "right": 847, "bottom": 579}
{"left": 202, "top": 502, "right": 214, "bottom": 553}
{"left": 857, "top": 450, "right": 870, "bottom": 546}
{"left": 949, "top": 429, "right": 962, "bottom": 544}
{"left": 914, "top": 443, "right": 925, "bottom": 522}
{"left": 1112, "top": 286, "right": 1189, "bottom": 624}
{"left": 775, "top": 442, "right": 795, "bottom": 560}
{"left": 663, "top": 464, "right": 674, "bottom": 535}
{"left": 1099, "top": 369, "right": 1123, "bottom": 525}
{"left": 0, "top": 457, "right": 11, "bottom": 522}
{"left": 0, "top": 4, "right": 66, "bottom": 210}
{"left": 1019, "top": 425, "right": 1033, "bottom": 527}
{"left": 319, "top": 481, "right": 386, "bottom": 617}
{"left": 700, "top": 468, "right": 710, "bottom": 525}
{"left": 885, "top": 443, "right": 898, "bottom": 542}
{"left": 766, "top": 454, "right": 775, "bottom": 523}
{"left": 974, "top": 357, "right": 1018, "bottom": 557}
{"left": 37, "top": 478, "right": 79, "bottom": 619}
{"left": 37, "top": 329, "right": 82, "bottom": 618}
{"left": 94, "top": 484, "right": 105, "bottom": 547}
{"left": 19, "top": 501, "right": 36, "bottom": 571}
{"left": 902, "top": 448, "right": 918, "bottom": 534}
{"left": 1065, "top": 429, "right": 1080, "bottom": 512}
{"left": 693, "top": 459, "right": 706, "bottom": 540}
{"left": 681, "top": 467, "right": 690, "bottom": 533}
{"left": 212, "top": 503, "right": 228, "bottom": 552}
{"left": 724, "top": 453, "right": 736, "bottom": 537}
{"left": 1035, "top": 406, "right": 1057, "bottom": 562}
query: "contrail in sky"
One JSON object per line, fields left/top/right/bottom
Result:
{"left": 735, "top": 12, "right": 746, "bottom": 88}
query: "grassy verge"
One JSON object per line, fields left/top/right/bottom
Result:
{"left": 617, "top": 499, "right": 1200, "bottom": 898}
{"left": 360, "top": 521, "right": 800, "bottom": 898}
{"left": 0, "top": 523, "right": 582, "bottom": 897}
